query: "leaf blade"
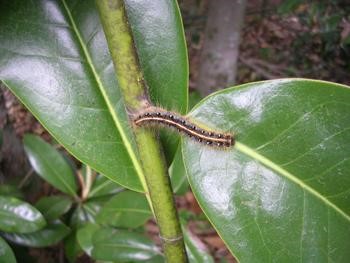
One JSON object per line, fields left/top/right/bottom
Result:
{"left": 2, "top": 220, "right": 70, "bottom": 247}
{"left": 0, "top": 196, "right": 46, "bottom": 234}
{"left": 183, "top": 79, "right": 350, "bottom": 262}
{"left": 125, "top": 0, "right": 188, "bottom": 114}
{"left": 96, "top": 191, "right": 152, "bottom": 228}
{"left": 0, "top": 236, "right": 16, "bottom": 263}
{"left": 23, "top": 134, "right": 78, "bottom": 197}
{"left": 77, "top": 223, "right": 100, "bottom": 256}
{"left": 91, "top": 227, "right": 161, "bottom": 262}
{"left": 0, "top": 0, "right": 188, "bottom": 192}
{"left": 183, "top": 227, "right": 214, "bottom": 263}
{"left": 35, "top": 195, "right": 72, "bottom": 221}
{"left": 60, "top": 0, "right": 147, "bottom": 193}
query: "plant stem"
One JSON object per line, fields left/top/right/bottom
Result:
{"left": 81, "top": 166, "right": 93, "bottom": 201}
{"left": 18, "top": 168, "right": 34, "bottom": 189}
{"left": 95, "top": 1, "right": 187, "bottom": 262}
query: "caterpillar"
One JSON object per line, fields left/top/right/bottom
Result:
{"left": 133, "top": 107, "right": 235, "bottom": 148}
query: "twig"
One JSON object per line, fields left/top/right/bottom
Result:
{"left": 76, "top": 170, "right": 85, "bottom": 194}
{"left": 18, "top": 168, "right": 34, "bottom": 189}
{"left": 81, "top": 166, "right": 94, "bottom": 201}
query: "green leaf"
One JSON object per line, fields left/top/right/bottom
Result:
{"left": 125, "top": 0, "right": 188, "bottom": 114}
{"left": 70, "top": 205, "right": 87, "bottom": 228}
{"left": 0, "top": 0, "right": 187, "bottom": 193}
{"left": 91, "top": 227, "right": 161, "bottom": 262}
{"left": 70, "top": 197, "right": 111, "bottom": 228}
{"left": 23, "top": 135, "right": 78, "bottom": 197}
{"left": 0, "top": 184, "right": 23, "bottom": 199}
{"left": 88, "top": 174, "right": 124, "bottom": 199}
{"left": 183, "top": 79, "right": 350, "bottom": 262}
{"left": 84, "top": 197, "right": 110, "bottom": 220}
{"left": 77, "top": 223, "right": 100, "bottom": 256}
{"left": 0, "top": 196, "right": 46, "bottom": 233}
{"left": 169, "top": 146, "right": 189, "bottom": 195}
{"left": 35, "top": 195, "right": 72, "bottom": 221}
{"left": 183, "top": 227, "right": 214, "bottom": 263}
{"left": 0, "top": 236, "right": 16, "bottom": 263}
{"left": 70, "top": 202, "right": 100, "bottom": 229}
{"left": 64, "top": 231, "right": 82, "bottom": 263}
{"left": 127, "top": 255, "right": 165, "bottom": 263}
{"left": 97, "top": 191, "right": 152, "bottom": 228}
{"left": 2, "top": 220, "right": 70, "bottom": 247}
{"left": 125, "top": 0, "right": 189, "bottom": 162}
{"left": 77, "top": 224, "right": 165, "bottom": 262}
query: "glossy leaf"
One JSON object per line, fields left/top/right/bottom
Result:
{"left": 77, "top": 224, "right": 165, "bottom": 262}
{"left": 97, "top": 191, "right": 152, "bottom": 228}
{"left": 70, "top": 200, "right": 104, "bottom": 228}
{"left": 77, "top": 223, "right": 100, "bottom": 256}
{"left": 23, "top": 134, "right": 78, "bottom": 197}
{"left": 84, "top": 197, "right": 110, "bottom": 220}
{"left": 0, "top": 0, "right": 187, "bottom": 192}
{"left": 0, "top": 236, "right": 16, "bottom": 263}
{"left": 128, "top": 255, "right": 165, "bottom": 263}
{"left": 91, "top": 227, "right": 161, "bottom": 262}
{"left": 169, "top": 146, "right": 189, "bottom": 195}
{"left": 35, "top": 195, "right": 72, "bottom": 221}
{"left": 168, "top": 90, "right": 203, "bottom": 194}
{"left": 125, "top": 0, "right": 188, "bottom": 114}
{"left": 64, "top": 231, "right": 82, "bottom": 263}
{"left": 0, "top": 184, "right": 23, "bottom": 199}
{"left": 183, "top": 227, "right": 214, "bottom": 263}
{"left": 70, "top": 197, "right": 111, "bottom": 228}
{"left": 88, "top": 174, "right": 124, "bottom": 199}
{"left": 70, "top": 205, "right": 88, "bottom": 228}
{"left": 0, "top": 196, "right": 46, "bottom": 233}
{"left": 2, "top": 220, "right": 70, "bottom": 247}
{"left": 183, "top": 79, "right": 350, "bottom": 262}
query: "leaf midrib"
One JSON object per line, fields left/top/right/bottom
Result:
{"left": 60, "top": 0, "right": 147, "bottom": 193}
{"left": 235, "top": 141, "right": 350, "bottom": 222}
{"left": 89, "top": 180, "right": 123, "bottom": 197}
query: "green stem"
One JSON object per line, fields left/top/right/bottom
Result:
{"left": 95, "top": 1, "right": 187, "bottom": 262}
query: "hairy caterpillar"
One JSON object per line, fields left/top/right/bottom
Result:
{"left": 133, "top": 107, "right": 234, "bottom": 148}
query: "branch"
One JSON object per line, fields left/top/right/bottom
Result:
{"left": 95, "top": 1, "right": 187, "bottom": 262}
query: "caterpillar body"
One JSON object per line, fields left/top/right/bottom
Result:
{"left": 133, "top": 107, "right": 235, "bottom": 148}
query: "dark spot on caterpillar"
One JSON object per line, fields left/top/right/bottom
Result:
{"left": 134, "top": 107, "right": 235, "bottom": 148}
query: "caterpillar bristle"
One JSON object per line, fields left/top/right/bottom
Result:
{"left": 133, "top": 107, "right": 235, "bottom": 148}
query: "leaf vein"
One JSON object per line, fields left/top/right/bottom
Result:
{"left": 236, "top": 142, "right": 350, "bottom": 221}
